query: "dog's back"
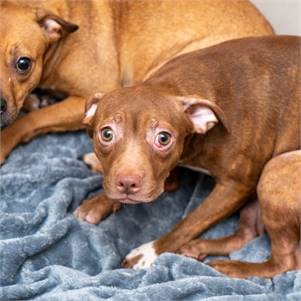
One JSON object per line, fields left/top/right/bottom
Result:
{"left": 147, "top": 36, "right": 301, "bottom": 158}
{"left": 148, "top": 36, "right": 300, "bottom": 104}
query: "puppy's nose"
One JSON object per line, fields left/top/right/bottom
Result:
{"left": 0, "top": 97, "right": 7, "bottom": 114}
{"left": 116, "top": 174, "right": 142, "bottom": 194}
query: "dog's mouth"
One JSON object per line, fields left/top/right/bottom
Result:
{"left": 107, "top": 190, "right": 163, "bottom": 205}
{"left": 0, "top": 111, "right": 17, "bottom": 128}
{"left": 112, "top": 194, "right": 154, "bottom": 205}
{"left": 104, "top": 180, "right": 164, "bottom": 204}
{"left": 118, "top": 198, "right": 144, "bottom": 205}
{"left": 0, "top": 94, "right": 25, "bottom": 127}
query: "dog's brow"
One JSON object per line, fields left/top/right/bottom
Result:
{"left": 150, "top": 118, "right": 159, "bottom": 129}
{"left": 114, "top": 113, "right": 122, "bottom": 123}
{"left": 132, "top": 111, "right": 141, "bottom": 133}
{"left": 9, "top": 44, "right": 18, "bottom": 56}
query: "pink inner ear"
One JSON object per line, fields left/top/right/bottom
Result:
{"left": 44, "top": 19, "right": 61, "bottom": 31}
{"left": 83, "top": 104, "right": 97, "bottom": 125}
{"left": 43, "top": 19, "right": 61, "bottom": 41}
{"left": 189, "top": 106, "right": 218, "bottom": 134}
{"left": 86, "top": 104, "right": 97, "bottom": 118}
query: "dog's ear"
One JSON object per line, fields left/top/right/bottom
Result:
{"left": 38, "top": 14, "right": 78, "bottom": 43}
{"left": 82, "top": 93, "right": 104, "bottom": 137}
{"left": 178, "top": 96, "right": 230, "bottom": 134}
{"left": 83, "top": 93, "right": 104, "bottom": 137}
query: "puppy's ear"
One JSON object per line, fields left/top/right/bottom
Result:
{"left": 178, "top": 96, "right": 230, "bottom": 134}
{"left": 82, "top": 93, "right": 104, "bottom": 136}
{"left": 38, "top": 13, "right": 78, "bottom": 43}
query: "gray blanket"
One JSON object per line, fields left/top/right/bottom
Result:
{"left": 0, "top": 131, "right": 300, "bottom": 301}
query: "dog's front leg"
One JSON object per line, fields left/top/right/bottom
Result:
{"left": 74, "top": 192, "right": 121, "bottom": 224}
{"left": 122, "top": 180, "right": 252, "bottom": 269}
{"left": 0, "top": 96, "right": 86, "bottom": 164}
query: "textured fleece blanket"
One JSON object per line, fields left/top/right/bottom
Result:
{"left": 0, "top": 131, "right": 300, "bottom": 301}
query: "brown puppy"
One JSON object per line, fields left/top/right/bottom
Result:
{"left": 0, "top": 0, "right": 273, "bottom": 161}
{"left": 82, "top": 36, "right": 300, "bottom": 277}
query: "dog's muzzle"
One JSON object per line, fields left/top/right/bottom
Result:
{"left": 0, "top": 97, "right": 14, "bottom": 128}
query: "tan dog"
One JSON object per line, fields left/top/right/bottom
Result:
{"left": 0, "top": 0, "right": 273, "bottom": 162}
{"left": 81, "top": 36, "right": 300, "bottom": 278}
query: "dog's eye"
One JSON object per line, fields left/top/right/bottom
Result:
{"left": 15, "top": 57, "right": 32, "bottom": 74}
{"left": 154, "top": 131, "right": 172, "bottom": 148}
{"left": 100, "top": 127, "right": 114, "bottom": 142}
{"left": 157, "top": 132, "right": 171, "bottom": 145}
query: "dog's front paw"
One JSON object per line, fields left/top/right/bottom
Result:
{"left": 74, "top": 193, "right": 120, "bottom": 224}
{"left": 122, "top": 241, "right": 158, "bottom": 269}
{"left": 23, "top": 93, "right": 57, "bottom": 112}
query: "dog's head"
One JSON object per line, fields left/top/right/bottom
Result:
{"left": 83, "top": 86, "right": 228, "bottom": 204}
{"left": 0, "top": 1, "right": 78, "bottom": 126}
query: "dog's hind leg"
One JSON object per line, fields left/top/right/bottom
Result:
{"left": 209, "top": 152, "right": 301, "bottom": 278}
{"left": 179, "top": 198, "right": 262, "bottom": 260}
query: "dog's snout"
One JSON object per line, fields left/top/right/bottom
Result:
{"left": 116, "top": 174, "right": 142, "bottom": 194}
{"left": 0, "top": 97, "right": 7, "bottom": 114}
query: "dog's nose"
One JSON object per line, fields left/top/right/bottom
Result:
{"left": 0, "top": 97, "right": 7, "bottom": 114}
{"left": 116, "top": 174, "right": 142, "bottom": 194}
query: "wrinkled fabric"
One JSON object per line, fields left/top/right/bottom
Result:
{"left": 0, "top": 132, "right": 300, "bottom": 300}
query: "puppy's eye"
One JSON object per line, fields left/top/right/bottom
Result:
{"left": 15, "top": 57, "right": 32, "bottom": 74}
{"left": 100, "top": 127, "right": 114, "bottom": 142}
{"left": 154, "top": 131, "right": 172, "bottom": 148}
{"left": 157, "top": 132, "right": 171, "bottom": 145}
